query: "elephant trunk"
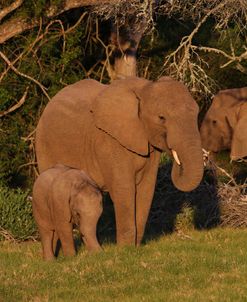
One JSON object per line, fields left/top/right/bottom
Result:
{"left": 171, "top": 138, "right": 204, "bottom": 192}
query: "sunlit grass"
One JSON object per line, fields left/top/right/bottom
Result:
{"left": 1, "top": 228, "right": 247, "bottom": 301}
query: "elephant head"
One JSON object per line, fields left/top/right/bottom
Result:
{"left": 92, "top": 76, "right": 204, "bottom": 192}
{"left": 200, "top": 87, "right": 247, "bottom": 161}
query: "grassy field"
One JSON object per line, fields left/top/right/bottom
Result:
{"left": 1, "top": 228, "right": 247, "bottom": 302}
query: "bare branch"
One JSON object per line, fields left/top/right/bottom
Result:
{"left": 0, "top": 12, "right": 87, "bottom": 96}
{"left": 164, "top": 0, "right": 247, "bottom": 33}
{"left": 0, "top": 51, "right": 50, "bottom": 100}
{"left": 0, "top": 0, "right": 23, "bottom": 22}
{"left": 161, "top": 0, "right": 239, "bottom": 96}
{"left": 0, "top": 227, "right": 17, "bottom": 242}
{"left": 0, "top": 19, "right": 43, "bottom": 83}
{"left": 0, "top": 86, "right": 29, "bottom": 118}
{"left": 0, "top": 16, "right": 39, "bottom": 44}
{"left": 192, "top": 45, "right": 247, "bottom": 70}
{"left": 47, "top": 0, "right": 112, "bottom": 17}
{"left": 0, "top": 0, "right": 111, "bottom": 44}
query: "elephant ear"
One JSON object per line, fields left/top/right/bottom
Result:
{"left": 230, "top": 104, "right": 247, "bottom": 160}
{"left": 224, "top": 103, "right": 243, "bottom": 130}
{"left": 91, "top": 85, "right": 149, "bottom": 155}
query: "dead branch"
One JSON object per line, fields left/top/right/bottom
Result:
{"left": 94, "top": 18, "right": 115, "bottom": 81}
{"left": 192, "top": 45, "right": 247, "bottom": 69}
{"left": 0, "top": 0, "right": 23, "bottom": 22}
{"left": 162, "top": 0, "right": 240, "bottom": 96}
{"left": 0, "top": 51, "right": 50, "bottom": 101}
{"left": 62, "top": 12, "right": 88, "bottom": 35}
{"left": 0, "top": 13, "right": 87, "bottom": 83}
{"left": 165, "top": 0, "right": 230, "bottom": 60}
{"left": 0, "top": 16, "right": 39, "bottom": 44}
{"left": 21, "top": 128, "right": 36, "bottom": 142}
{"left": 0, "top": 227, "right": 17, "bottom": 242}
{"left": 205, "top": 157, "right": 247, "bottom": 193}
{"left": 164, "top": 0, "right": 247, "bottom": 31}
{"left": 0, "top": 86, "right": 29, "bottom": 118}
{"left": 46, "top": 0, "right": 111, "bottom": 17}
{"left": 21, "top": 128, "right": 39, "bottom": 177}
{"left": 219, "top": 181, "right": 247, "bottom": 228}
{"left": 17, "top": 162, "right": 37, "bottom": 170}
{"left": 0, "top": 12, "right": 87, "bottom": 120}
{"left": 0, "top": 0, "right": 111, "bottom": 44}
{"left": 0, "top": 19, "right": 43, "bottom": 83}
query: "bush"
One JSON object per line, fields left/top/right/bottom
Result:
{"left": 0, "top": 184, "right": 37, "bottom": 241}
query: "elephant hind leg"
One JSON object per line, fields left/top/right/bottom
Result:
{"left": 52, "top": 230, "right": 60, "bottom": 257}
{"left": 38, "top": 227, "right": 55, "bottom": 261}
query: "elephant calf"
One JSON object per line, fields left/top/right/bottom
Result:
{"left": 32, "top": 164, "right": 103, "bottom": 260}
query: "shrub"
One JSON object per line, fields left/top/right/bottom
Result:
{"left": 0, "top": 184, "right": 37, "bottom": 241}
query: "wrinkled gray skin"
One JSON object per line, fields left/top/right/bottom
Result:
{"left": 36, "top": 76, "right": 204, "bottom": 246}
{"left": 32, "top": 164, "right": 103, "bottom": 260}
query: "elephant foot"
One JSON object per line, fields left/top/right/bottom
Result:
{"left": 83, "top": 237, "right": 103, "bottom": 252}
{"left": 43, "top": 252, "right": 55, "bottom": 261}
{"left": 116, "top": 229, "right": 137, "bottom": 246}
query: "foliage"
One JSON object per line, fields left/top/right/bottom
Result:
{"left": 0, "top": 13, "right": 97, "bottom": 187}
{"left": 175, "top": 203, "right": 195, "bottom": 231}
{"left": 0, "top": 184, "right": 37, "bottom": 241}
{"left": 0, "top": 1, "right": 246, "bottom": 193}
{"left": 1, "top": 229, "right": 247, "bottom": 301}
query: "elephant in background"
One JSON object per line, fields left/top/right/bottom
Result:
{"left": 200, "top": 87, "right": 247, "bottom": 161}
{"left": 32, "top": 164, "right": 103, "bottom": 261}
{"left": 35, "top": 76, "right": 204, "bottom": 246}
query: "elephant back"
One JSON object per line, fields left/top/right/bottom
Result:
{"left": 35, "top": 79, "right": 106, "bottom": 173}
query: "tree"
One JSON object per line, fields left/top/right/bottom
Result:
{"left": 0, "top": 0, "right": 246, "bottom": 187}
{"left": 1, "top": 0, "right": 246, "bottom": 84}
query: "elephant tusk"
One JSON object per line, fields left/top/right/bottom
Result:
{"left": 202, "top": 148, "right": 210, "bottom": 166}
{"left": 172, "top": 149, "right": 181, "bottom": 166}
{"left": 202, "top": 148, "right": 210, "bottom": 157}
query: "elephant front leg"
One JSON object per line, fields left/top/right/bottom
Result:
{"left": 109, "top": 183, "right": 137, "bottom": 246}
{"left": 78, "top": 203, "right": 103, "bottom": 252}
{"left": 80, "top": 223, "right": 102, "bottom": 252}
{"left": 56, "top": 222, "right": 76, "bottom": 257}
{"left": 98, "top": 149, "right": 137, "bottom": 246}
{"left": 135, "top": 183, "right": 155, "bottom": 245}
{"left": 135, "top": 151, "right": 160, "bottom": 245}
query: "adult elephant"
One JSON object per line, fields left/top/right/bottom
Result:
{"left": 36, "top": 76, "right": 204, "bottom": 246}
{"left": 200, "top": 87, "right": 247, "bottom": 161}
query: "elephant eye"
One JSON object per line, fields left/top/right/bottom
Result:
{"left": 212, "top": 120, "right": 217, "bottom": 125}
{"left": 159, "top": 115, "right": 166, "bottom": 122}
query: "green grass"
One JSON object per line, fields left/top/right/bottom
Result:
{"left": 1, "top": 228, "right": 247, "bottom": 302}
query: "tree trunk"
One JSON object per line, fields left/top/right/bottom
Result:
{"left": 110, "top": 20, "right": 146, "bottom": 79}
